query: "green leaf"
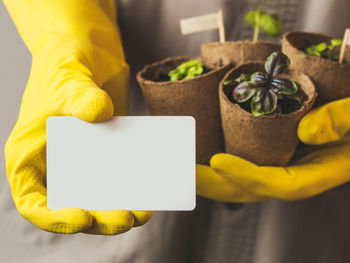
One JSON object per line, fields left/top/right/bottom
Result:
{"left": 184, "top": 65, "right": 203, "bottom": 79}
{"left": 235, "top": 73, "right": 250, "bottom": 83}
{"left": 233, "top": 81, "right": 256, "bottom": 103}
{"left": 259, "top": 12, "right": 283, "bottom": 38}
{"left": 265, "top": 51, "right": 290, "bottom": 76}
{"left": 169, "top": 60, "right": 203, "bottom": 81}
{"left": 270, "top": 79, "right": 298, "bottom": 95}
{"left": 306, "top": 40, "right": 342, "bottom": 61}
{"left": 251, "top": 89, "right": 278, "bottom": 116}
{"left": 331, "top": 39, "right": 342, "bottom": 47}
{"left": 306, "top": 46, "right": 321, "bottom": 57}
{"left": 224, "top": 79, "right": 237, "bottom": 86}
{"left": 245, "top": 9, "right": 282, "bottom": 39}
{"left": 316, "top": 42, "right": 327, "bottom": 52}
{"left": 225, "top": 74, "right": 250, "bottom": 88}
{"left": 245, "top": 10, "right": 257, "bottom": 28}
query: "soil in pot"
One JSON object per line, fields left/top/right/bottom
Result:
{"left": 137, "top": 56, "right": 231, "bottom": 164}
{"left": 219, "top": 61, "right": 317, "bottom": 166}
{"left": 201, "top": 41, "right": 281, "bottom": 68}
{"left": 282, "top": 31, "right": 350, "bottom": 106}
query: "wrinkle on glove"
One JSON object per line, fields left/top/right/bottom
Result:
{"left": 4, "top": 0, "right": 152, "bottom": 234}
{"left": 196, "top": 165, "right": 269, "bottom": 203}
{"left": 196, "top": 97, "right": 350, "bottom": 202}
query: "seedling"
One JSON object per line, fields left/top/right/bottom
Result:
{"left": 224, "top": 52, "right": 302, "bottom": 116}
{"left": 245, "top": 8, "right": 283, "bottom": 42}
{"left": 169, "top": 60, "right": 203, "bottom": 81}
{"left": 305, "top": 39, "right": 342, "bottom": 61}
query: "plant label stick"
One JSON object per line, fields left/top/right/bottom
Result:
{"left": 339, "top": 28, "right": 350, "bottom": 64}
{"left": 179, "top": 10, "right": 226, "bottom": 43}
{"left": 218, "top": 9, "right": 226, "bottom": 43}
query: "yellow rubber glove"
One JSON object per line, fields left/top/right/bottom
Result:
{"left": 196, "top": 165, "right": 268, "bottom": 202}
{"left": 4, "top": 0, "right": 152, "bottom": 234}
{"left": 197, "top": 97, "right": 350, "bottom": 202}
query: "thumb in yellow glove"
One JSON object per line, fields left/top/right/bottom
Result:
{"left": 197, "top": 97, "right": 350, "bottom": 202}
{"left": 4, "top": 0, "right": 152, "bottom": 234}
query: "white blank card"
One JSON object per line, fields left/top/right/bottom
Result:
{"left": 47, "top": 116, "right": 196, "bottom": 211}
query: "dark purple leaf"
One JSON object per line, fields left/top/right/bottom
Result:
{"left": 251, "top": 88, "right": 278, "bottom": 116}
{"left": 265, "top": 52, "right": 290, "bottom": 76}
{"left": 250, "top": 72, "right": 269, "bottom": 86}
{"left": 270, "top": 78, "right": 298, "bottom": 95}
{"left": 233, "top": 81, "right": 256, "bottom": 103}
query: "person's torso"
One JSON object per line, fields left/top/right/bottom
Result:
{"left": 115, "top": 1, "right": 350, "bottom": 262}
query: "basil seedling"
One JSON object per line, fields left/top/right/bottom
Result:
{"left": 224, "top": 52, "right": 302, "bottom": 116}
{"left": 169, "top": 60, "right": 204, "bottom": 81}
{"left": 305, "top": 39, "right": 342, "bottom": 61}
{"left": 245, "top": 8, "right": 283, "bottom": 42}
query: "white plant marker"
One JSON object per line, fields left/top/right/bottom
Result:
{"left": 339, "top": 28, "right": 350, "bottom": 64}
{"left": 179, "top": 9, "right": 226, "bottom": 43}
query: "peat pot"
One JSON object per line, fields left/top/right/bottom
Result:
{"left": 201, "top": 41, "right": 281, "bottom": 68}
{"left": 219, "top": 62, "right": 317, "bottom": 166}
{"left": 137, "top": 56, "right": 231, "bottom": 164}
{"left": 282, "top": 31, "right": 350, "bottom": 106}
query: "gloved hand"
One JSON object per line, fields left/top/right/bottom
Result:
{"left": 197, "top": 97, "right": 350, "bottom": 202}
{"left": 4, "top": 0, "right": 152, "bottom": 234}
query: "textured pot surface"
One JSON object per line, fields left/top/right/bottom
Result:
{"left": 137, "top": 56, "right": 231, "bottom": 164}
{"left": 219, "top": 62, "right": 317, "bottom": 166}
{"left": 282, "top": 31, "right": 350, "bottom": 106}
{"left": 201, "top": 41, "right": 281, "bottom": 68}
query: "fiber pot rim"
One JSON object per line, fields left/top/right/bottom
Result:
{"left": 202, "top": 40, "right": 281, "bottom": 49}
{"left": 283, "top": 31, "right": 346, "bottom": 66}
{"left": 137, "top": 56, "right": 231, "bottom": 87}
{"left": 219, "top": 61, "right": 317, "bottom": 120}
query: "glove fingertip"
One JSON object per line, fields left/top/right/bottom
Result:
{"left": 84, "top": 210, "right": 134, "bottom": 235}
{"left": 132, "top": 211, "right": 153, "bottom": 227}
{"left": 210, "top": 153, "right": 254, "bottom": 170}
{"left": 298, "top": 112, "right": 337, "bottom": 145}
{"left": 70, "top": 87, "right": 114, "bottom": 123}
{"left": 44, "top": 208, "right": 93, "bottom": 234}
{"left": 209, "top": 153, "right": 232, "bottom": 166}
